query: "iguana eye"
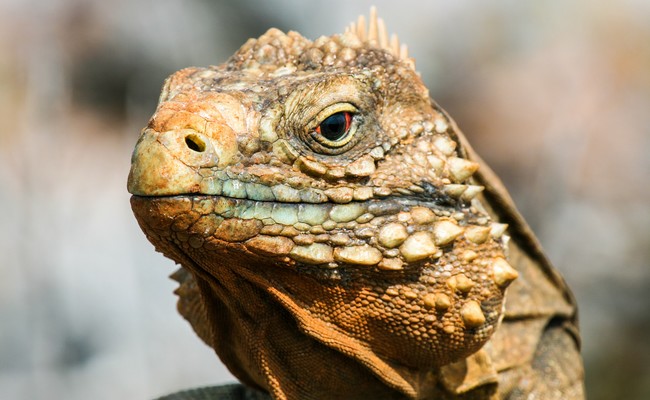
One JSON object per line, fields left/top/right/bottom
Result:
{"left": 309, "top": 103, "right": 358, "bottom": 151}
{"left": 316, "top": 112, "right": 353, "bottom": 142}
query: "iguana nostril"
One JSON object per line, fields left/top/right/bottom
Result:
{"left": 185, "top": 134, "right": 206, "bottom": 152}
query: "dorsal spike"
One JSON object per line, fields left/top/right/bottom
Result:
{"left": 400, "top": 43, "right": 409, "bottom": 60}
{"left": 368, "top": 6, "right": 379, "bottom": 43}
{"left": 356, "top": 15, "right": 366, "bottom": 41}
{"left": 344, "top": 8, "right": 415, "bottom": 70}
{"left": 390, "top": 34, "right": 400, "bottom": 57}
{"left": 378, "top": 18, "right": 389, "bottom": 49}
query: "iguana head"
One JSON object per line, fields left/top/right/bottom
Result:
{"left": 128, "top": 9, "right": 517, "bottom": 398}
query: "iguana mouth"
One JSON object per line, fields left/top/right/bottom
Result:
{"left": 130, "top": 192, "right": 505, "bottom": 272}
{"left": 131, "top": 192, "right": 465, "bottom": 222}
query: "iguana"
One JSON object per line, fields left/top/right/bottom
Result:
{"left": 127, "top": 8, "right": 584, "bottom": 400}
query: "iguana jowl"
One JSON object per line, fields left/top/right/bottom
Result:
{"left": 128, "top": 9, "right": 584, "bottom": 400}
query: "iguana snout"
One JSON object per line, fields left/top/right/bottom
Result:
{"left": 128, "top": 89, "right": 249, "bottom": 196}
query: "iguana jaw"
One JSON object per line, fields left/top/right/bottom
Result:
{"left": 130, "top": 182, "right": 516, "bottom": 367}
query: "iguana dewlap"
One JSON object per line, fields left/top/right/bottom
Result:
{"left": 128, "top": 9, "right": 584, "bottom": 400}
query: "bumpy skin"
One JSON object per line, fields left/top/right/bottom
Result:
{"left": 128, "top": 12, "right": 584, "bottom": 400}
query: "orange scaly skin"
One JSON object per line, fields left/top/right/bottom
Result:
{"left": 128, "top": 10, "right": 584, "bottom": 400}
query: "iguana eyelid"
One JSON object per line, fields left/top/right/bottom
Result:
{"left": 312, "top": 103, "right": 358, "bottom": 127}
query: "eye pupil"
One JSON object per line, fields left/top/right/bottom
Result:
{"left": 317, "top": 112, "right": 352, "bottom": 141}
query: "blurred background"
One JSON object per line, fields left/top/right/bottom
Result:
{"left": 1, "top": 0, "right": 648, "bottom": 399}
